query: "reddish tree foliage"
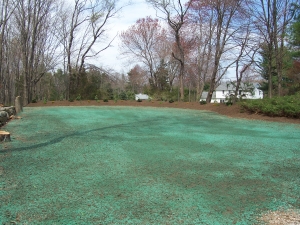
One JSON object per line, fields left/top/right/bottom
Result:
{"left": 286, "top": 60, "right": 300, "bottom": 94}
{"left": 147, "top": 0, "right": 193, "bottom": 100}
{"left": 120, "top": 16, "right": 167, "bottom": 88}
{"left": 127, "top": 64, "right": 147, "bottom": 93}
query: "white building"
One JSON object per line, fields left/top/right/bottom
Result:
{"left": 200, "top": 82, "right": 263, "bottom": 103}
{"left": 135, "top": 93, "right": 149, "bottom": 101}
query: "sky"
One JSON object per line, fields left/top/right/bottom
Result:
{"left": 88, "top": 0, "right": 236, "bottom": 79}
{"left": 89, "top": 0, "right": 158, "bottom": 74}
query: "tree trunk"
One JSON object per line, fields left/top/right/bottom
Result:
{"left": 197, "top": 80, "right": 205, "bottom": 101}
{"left": 206, "top": 60, "right": 219, "bottom": 103}
{"left": 179, "top": 64, "right": 184, "bottom": 101}
{"left": 268, "top": 49, "right": 273, "bottom": 99}
{"left": 206, "top": 80, "right": 215, "bottom": 103}
{"left": 23, "top": 70, "right": 28, "bottom": 105}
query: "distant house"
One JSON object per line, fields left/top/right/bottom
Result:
{"left": 135, "top": 93, "right": 149, "bottom": 101}
{"left": 200, "top": 92, "right": 216, "bottom": 102}
{"left": 200, "top": 82, "right": 263, "bottom": 103}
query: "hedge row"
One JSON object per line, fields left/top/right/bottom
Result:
{"left": 240, "top": 93, "right": 300, "bottom": 118}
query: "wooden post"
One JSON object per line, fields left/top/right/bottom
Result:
{"left": 0, "top": 131, "right": 10, "bottom": 142}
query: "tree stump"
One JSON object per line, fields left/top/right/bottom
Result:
{"left": 0, "top": 131, "right": 10, "bottom": 142}
{"left": 15, "top": 96, "right": 23, "bottom": 114}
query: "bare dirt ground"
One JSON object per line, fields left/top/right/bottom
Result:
{"left": 259, "top": 209, "right": 300, "bottom": 225}
{"left": 27, "top": 100, "right": 300, "bottom": 124}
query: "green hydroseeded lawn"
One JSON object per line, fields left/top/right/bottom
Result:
{"left": 0, "top": 106, "right": 300, "bottom": 224}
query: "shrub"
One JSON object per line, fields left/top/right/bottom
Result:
{"left": 169, "top": 99, "right": 174, "bottom": 103}
{"left": 31, "top": 99, "right": 37, "bottom": 103}
{"left": 261, "top": 105, "right": 278, "bottom": 116}
{"left": 161, "top": 93, "right": 168, "bottom": 101}
{"left": 126, "top": 91, "right": 135, "bottom": 100}
{"left": 240, "top": 93, "right": 300, "bottom": 118}
{"left": 137, "top": 99, "right": 142, "bottom": 102}
{"left": 103, "top": 99, "right": 108, "bottom": 102}
{"left": 69, "top": 98, "right": 74, "bottom": 102}
{"left": 76, "top": 94, "right": 81, "bottom": 101}
{"left": 200, "top": 100, "right": 206, "bottom": 105}
{"left": 118, "top": 91, "right": 127, "bottom": 100}
{"left": 151, "top": 90, "right": 177, "bottom": 102}
{"left": 113, "top": 94, "right": 119, "bottom": 103}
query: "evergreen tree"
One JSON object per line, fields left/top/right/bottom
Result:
{"left": 286, "top": 6, "right": 300, "bottom": 94}
{"left": 154, "top": 60, "right": 169, "bottom": 91}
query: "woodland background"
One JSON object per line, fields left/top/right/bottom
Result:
{"left": 0, "top": 0, "right": 300, "bottom": 106}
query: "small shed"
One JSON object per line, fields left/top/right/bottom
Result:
{"left": 135, "top": 93, "right": 149, "bottom": 101}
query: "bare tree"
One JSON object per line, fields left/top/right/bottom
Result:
{"left": 251, "top": 0, "right": 297, "bottom": 97}
{"left": 120, "top": 16, "right": 167, "bottom": 88}
{"left": 14, "top": 0, "right": 59, "bottom": 105}
{"left": 187, "top": 2, "right": 216, "bottom": 100}
{"left": 166, "top": 56, "right": 180, "bottom": 90}
{"left": 153, "top": 26, "right": 180, "bottom": 90}
{"left": 147, "top": 0, "right": 192, "bottom": 101}
{"left": 232, "top": 21, "right": 260, "bottom": 101}
{"left": 61, "top": 0, "right": 120, "bottom": 99}
{"left": 192, "top": 0, "right": 245, "bottom": 103}
{"left": 0, "top": 0, "right": 16, "bottom": 104}
{"left": 127, "top": 64, "right": 148, "bottom": 93}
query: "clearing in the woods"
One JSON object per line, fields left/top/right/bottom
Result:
{"left": 0, "top": 106, "right": 299, "bottom": 224}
